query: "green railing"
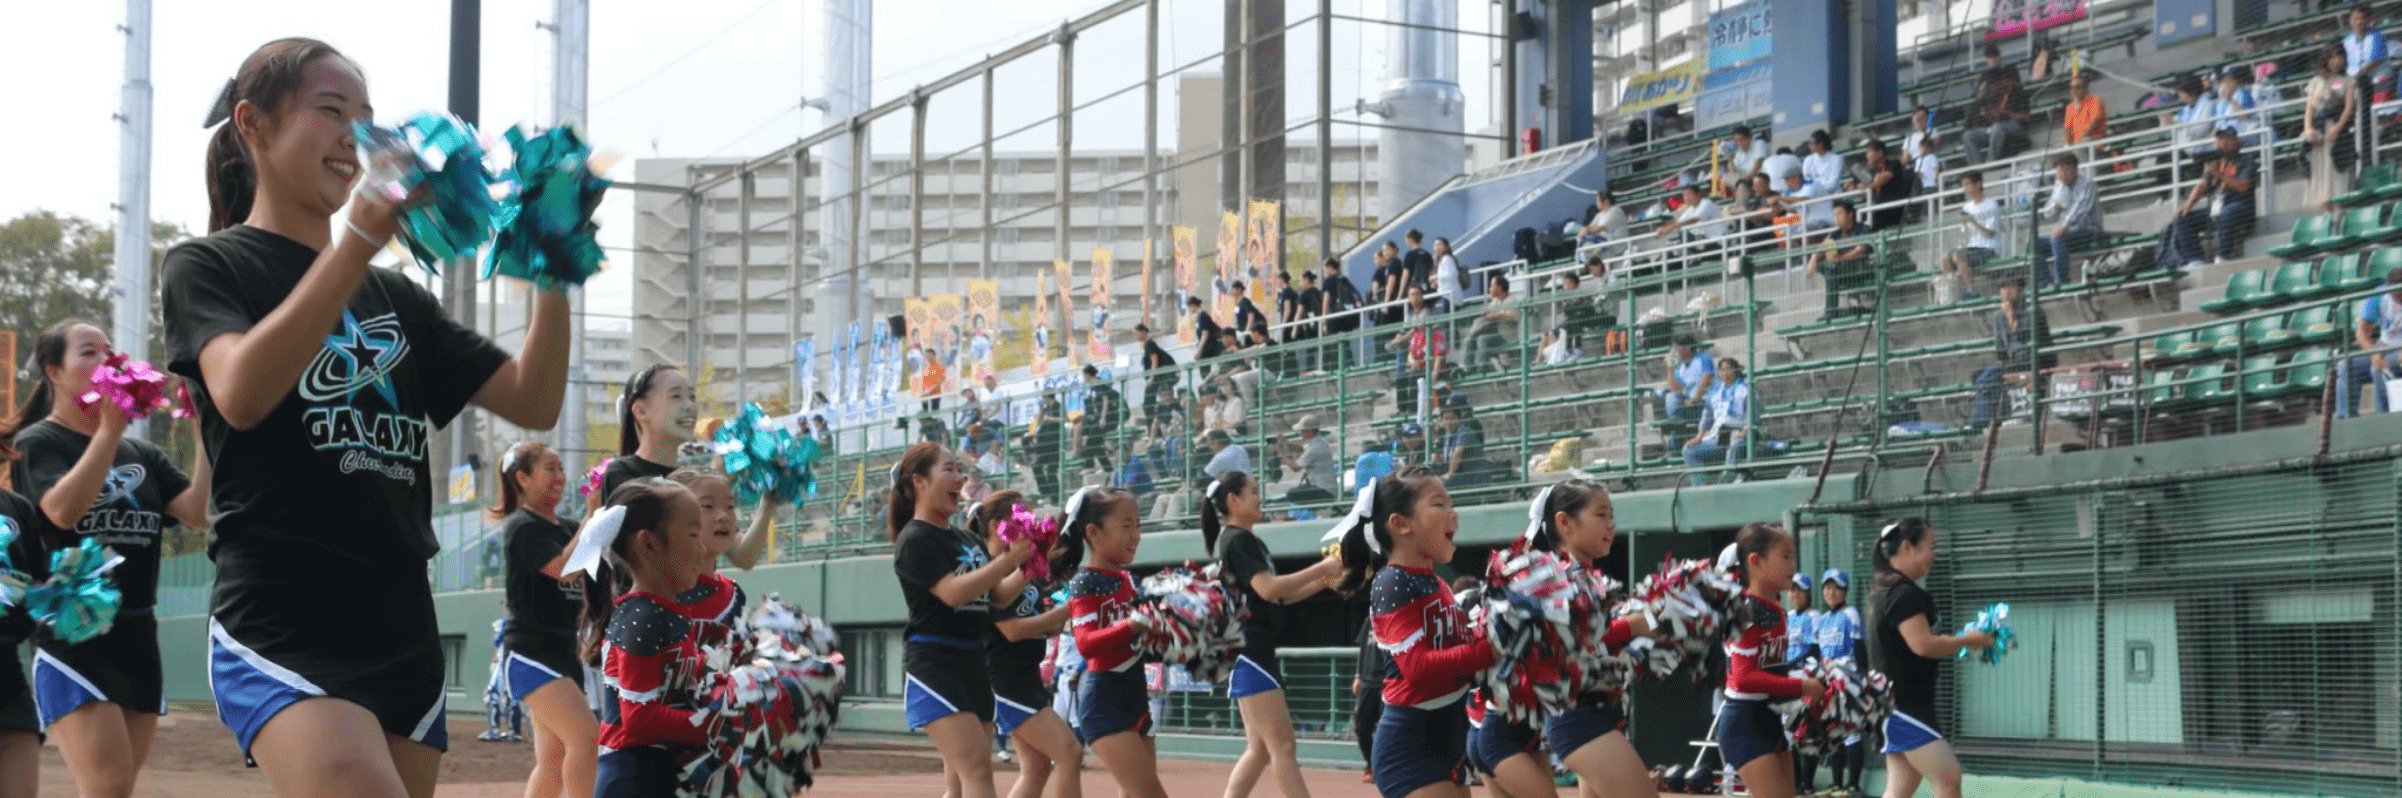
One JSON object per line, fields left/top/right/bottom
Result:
{"left": 1154, "top": 646, "right": 1359, "bottom": 739}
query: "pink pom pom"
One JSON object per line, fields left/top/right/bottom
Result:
{"left": 579, "top": 462, "right": 609, "bottom": 499}
{"left": 994, "top": 503, "right": 1059, "bottom": 582}
{"left": 73, "top": 355, "right": 172, "bottom": 424}
{"left": 169, "top": 381, "right": 196, "bottom": 420}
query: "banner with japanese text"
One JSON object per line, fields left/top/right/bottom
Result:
{"left": 968, "top": 279, "right": 999, "bottom": 382}
{"left": 1054, "top": 258, "right": 1079, "bottom": 369}
{"left": 1172, "top": 224, "right": 1199, "bottom": 345}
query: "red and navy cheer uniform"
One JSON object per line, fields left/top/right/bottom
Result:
{"left": 1368, "top": 565, "right": 1493, "bottom": 797}
{"left": 1544, "top": 565, "right": 1640, "bottom": 761}
{"left": 1717, "top": 592, "right": 1805, "bottom": 770}
{"left": 1068, "top": 566, "right": 1152, "bottom": 745}
{"left": 592, "top": 579, "right": 738, "bottom": 798}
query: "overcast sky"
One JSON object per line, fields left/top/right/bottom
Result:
{"left": 5, "top": 0, "right": 1489, "bottom": 321}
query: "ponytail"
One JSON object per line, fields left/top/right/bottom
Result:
{"left": 1729, "top": 522, "right": 1786, "bottom": 591}
{"left": 1521, "top": 478, "right": 1608, "bottom": 557}
{"left": 204, "top": 38, "right": 354, "bottom": 233}
{"left": 1, "top": 319, "right": 88, "bottom": 459}
{"left": 1198, "top": 471, "right": 1254, "bottom": 555}
{"left": 887, "top": 442, "right": 946, "bottom": 541}
{"left": 1330, "top": 468, "right": 1437, "bottom": 596}
{"left": 486, "top": 441, "right": 554, "bottom": 519}
{"left": 1048, "top": 485, "right": 1131, "bottom": 578}
{"left": 573, "top": 478, "right": 688, "bottom": 664}
{"left": 616, "top": 364, "right": 674, "bottom": 457}
{"left": 1871, "top": 516, "right": 1930, "bottom": 587}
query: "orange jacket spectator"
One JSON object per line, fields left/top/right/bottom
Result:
{"left": 2064, "top": 74, "right": 2108, "bottom": 144}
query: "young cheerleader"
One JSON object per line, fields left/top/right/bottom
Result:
{"left": 1868, "top": 518, "right": 1992, "bottom": 798}
{"left": 491, "top": 441, "right": 591, "bottom": 798}
{"left": 665, "top": 467, "right": 779, "bottom": 625}
{"left": 161, "top": 38, "right": 571, "bottom": 798}
{"left": 1056, "top": 486, "right": 1170, "bottom": 798}
{"left": 570, "top": 479, "right": 721, "bottom": 798}
{"left": 0, "top": 485, "right": 49, "bottom": 798}
{"left": 1329, "top": 468, "right": 1492, "bottom": 798}
{"left": 1814, "top": 569, "right": 1865, "bottom": 798}
{"left": 1202, "top": 471, "right": 1344, "bottom": 798}
{"left": 1473, "top": 479, "right": 1659, "bottom": 798}
{"left": 4, "top": 319, "right": 211, "bottom": 798}
{"left": 1716, "top": 523, "right": 1825, "bottom": 798}
{"left": 600, "top": 364, "right": 697, "bottom": 500}
{"left": 891, "top": 442, "right": 1035, "bottom": 798}
{"left": 968, "top": 491, "right": 1083, "bottom": 798}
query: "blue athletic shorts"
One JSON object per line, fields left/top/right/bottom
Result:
{"left": 209, "top": 618, "right": 447, "bottom": 763}
{"left": 1372, "top": 696, "right": 1470, "bottom": 797}
{"left": 1073, "top": 668, "right": 1153, "bottom": 745}
{"left": 1715, "top": 697, "right": 1787, "bottom": 771}
{"left": 1466, "top": 714, "right": 1540, "bottom": 776}
{"left": 902, "top": 640, "right": 993, "bottom": 731}
{"left": 1883, "top": 709, "right": 1944, "bottom": 754}
{"left": 502, "top": 651, "right": 584, "bottom": 704}
{"left": 1229, "top": 653, "right": 1282, "bottom": 699}
{"left": 1543, "top": 696, "right": 1627, "bottom": 762}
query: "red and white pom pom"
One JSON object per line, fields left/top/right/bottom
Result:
{"left": 1778, "top": 659, "right": 1893, "bottom": 757}
{"left": 1616, "top": 555, "right": 1743, "bottom": 681}
{"left": 1130, "top": 563, "right": 1248, "bottom": 684}
{"left": 679, "top": 593, "right": 845, "bottom": 798}
{"left": 1473, "top": 548, "right": 1636, "bottom": 725}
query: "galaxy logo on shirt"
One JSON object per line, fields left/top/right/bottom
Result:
{"left": 954, "top": 543, "right": 991, "bottom": 612}
{"left": 299, "top": 310, "right": 428, "bottom": 482}
{"left": 78, "top": 464, "right": 162, "bottom": 546}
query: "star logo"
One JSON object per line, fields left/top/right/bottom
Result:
{"left": 299, "top": 311, "right": 410, "bottom": 406}
{"left": 957, "top": 543, "right": 990, "bottom": 571}
{"left": 94, "top": 465, "right": 146, "bottom": 509}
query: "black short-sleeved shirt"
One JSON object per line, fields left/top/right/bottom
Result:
{"left": 161, "top": 224, "right": 508, "bottom": 610}
{"left": 1216, "top": 526, "right": 1282, "bottom": 638}
{"left": 1871, "top": 577, "right": 1941, "bottom": 720}
{"left": 500, "top": 509, "right": 582, "bottom": 668}
{"left": 1355, "top": 622, "right": 1387, "bottom": 687}
{"left": 600, "top": 456, "right": 676, "bottom": 504}
{"left": 0, "top": 489, "right": 43, "bottom": 644}
{"left": 1297, "top": 288, "right": 1323, "bottom": 322}
{"left": 988, "top": 583, "right": 1051, "bottom": 691}
{"left": 1142, "top": 340, "right": 1177, "bottom": 371}
{"left": 892, "top": 519, "right": 992, "bottom": 644}
{"left": 9, "top": 420, "right": 191, "bottom": 611}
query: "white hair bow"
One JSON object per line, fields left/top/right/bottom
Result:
{"left": 1063, "top": 485, "right": 1098, "bottom": 527}
{"left": 560, "top": 505, "right": 629, "bottom": 579}
{"left": 1319, "top": 479, "right": 1381, "bottom": 555}
{"left": 1521, "top": 484, "right": 1557, "bottom": 544}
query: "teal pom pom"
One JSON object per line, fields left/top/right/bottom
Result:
{"left": 353, "top": 113, "right": 504, "bottom": 274}
{"left": 487, "top": 124, "right": 611, "bottom": 290}
{"left": 27, "top": 539, "right": 122, "bottom": 645}
{"left": 1954, "top": 602, "right": 2015, "bottom": 666}
{"left": 712, "top": 404, "right": 814, "bottom": 506}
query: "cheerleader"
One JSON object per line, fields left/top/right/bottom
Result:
{"left": 570, "top": 479, "right": 723, "bottom": 798}
{"left": 665, "top": 467, "right": 780, "bottom": 632}
{"left": 1715, "top": 523, "right": 1825, "bottom": 798}
{"left": 1814, "top": 569, "right": 1865, "bottom": 798}
{"left": 968, "top": 491, "right": 1083, "bottom": 798}
{"left": 1868, "top": 519, "right": 1992, "bottom": 798}
{"left": 1201, "top": 471, "right": 1343, "bottom": 798}
{"left": 1328, "top": 468, "right": 1492, "bottom": 798}
{"left": 1055, "top": 486, "right": 1169, "bottom": 798}
{"left": 1477, "top": 479, "right": 1656, "bottom": 798}
{"left": 891, "top": 443, "right": 1034, "bottom": 798}
{"left": 600, "top": 364, "right": 697, "bottom": 500}
{"left": 0, "top": 486, "right": 47, "bottom": 798}
{"left": 161, "top": 38, "right": 571, "bottom": 796}
{"left": 490, "top": 441, "right": 591, "bottom": 798}
{"left": 4, "top": 319, "right": 210, "bottom": 798}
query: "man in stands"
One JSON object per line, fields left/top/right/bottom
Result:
{"left": 1135, "top": 322, "right": 1178, "bottom": 424}
{"left": 1076, "top": 364, "right": 1126, "bottom": 472}
{"left": 2172, "top": 127, "right": 2257, "bottom": 265}
{"left": 1320, "top": 257, "right": 1363, "bottom": 367}
{"left": 2039, "top": 152, "right": 2098, "bottom": 289}
{"left": 1200, "top": 428, "right": 1251, "bottom": 478}
{"left": 1970, "top": 280, "right": 2055, "bottom": 429}
{"left": 1855, "top": 139, "right": 1913, "bottom": 231}
{"left": 1659, "top": 334, "right": 1715, "bottom": 422}
{"left": 1393, "top": 421, "right": 1429, "bottom": 467}
{"left": 1965, "top": 68, "right": 2030, "bottom": 164}
{"left": 1941, "top": 170, "right": 2003, "bottom": 301}
{"left": 1294, "top": 270, "right": 1324, "bottom": 372}
{"left": 1902, "top": 105, "right": 1934, "bottom": 163}
{"left": 1436, "top": 404, "right": 1493, "bottom": 487}
{"left": 1372, "top": 241, "right": 1406, "bottom": 326}
{"left": 1579, "top": 190, "right": 1629, "bottom": 253}
{"left": 1761, "top": 146, "right": 1803, "bottom": 188}
{"left": 1231, "top": 279, "right": 1266, "bottom": 334}
{"left": 2064, "top": 72, "right": 2108, "bottom": 146}
{"left": 1402, "top": 229, "right": 1436, "bottom": 294}
{"left": 1976, "top": 43, "right": 2018, "bottom": 96}
{"left": 1808, "top": 199, "right": 1876, "bottom": 320}
{"left": 1463, "top": 277, "right": 1523, "bottom": 372}
{"left": 1278, "top": 415, "right": 1340, "bottom": 504}
{"left": 1775, "top": 171, "right": 1837, "bottom": 235}
{"left": 2345, "top": 268, "right": 2402, "bottom": 417}
{"left": 1727, "top": 125, "right": 1771, "bottom": 184}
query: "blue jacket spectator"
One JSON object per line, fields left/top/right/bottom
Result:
{"left": 2343, "top": 268, "right": 2402, "bottom": 417}
{"left": 1660, "top": 335, "right": 1716, "bottom": 421}
{"left": 1682, "top": 358, "right": 1753, "bottom": 486}
{"left": 2039, "top": 153, "right": 2099, "bottom": 288}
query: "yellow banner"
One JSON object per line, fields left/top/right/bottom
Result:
{"left": 1617, "top": 60, "right": 1704, "bottom": 115}
{"left": 929, "top": 293, "right": 963, "bottom": 396}
{"left": 1054, "top": 258, "right": 1079, "bottom": 369}
{"left": 1215, "top": 211, "right": 1241, "bottom": 329}
{"left": 1246, "top": 199, "right": 1280, "bottom": 307}
{"left": 1031, "top": 270, "right": 1050, "bottom": 377}
{"left": 1089, "top": 247, "right": 1114, "bottom": 362}
{"left": 1172, "top": 225, "right": 1199, "bottom": 346}
{"left": 968, "top": 280, "right": 999, "bottom": 382}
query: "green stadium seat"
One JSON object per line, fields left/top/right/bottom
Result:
{"left": 2338, "top": 163, "right": 2398, "bottom": 206}
{"left": 2363, "top": 248, "right": 2402, "bottom": 290}
{"left": 2239, "top": 314, "right": 2294, "bottom": 351}
{"left": 2263, "top": 260, "right": 2319, "bottom": 303}
{"left": 2199, "top": 269, "right": 2268, "bottom": 313}
{"left": 2301, "top": 254, "right": 2359, "bottom": 299}
{"left": 2330, "top": 205, "right": 2388, "bottom": 249}
{"left": 2287, "top": 348, "right": 2335, "bottom": 393}
{"left": 2145, "top": 368, "right": 2187, "bottom": 411}
{"left": 2293, "top": 304, "right": 2343, "bottom": 342}
{"left": 2241, "top": 354, "right": 2288, "bottom": 398}
{"left": 2159, "top": 329, "right": 2209, "bottom": 360}
{"left": 2269, "top": 215, "right": 2336, "bottom": 258}
{"left": 2188, "top": 363, "right": 2234, "bottom": 404}
{"left": 2186, "top": 323, "right": 2241, "bottom": 358}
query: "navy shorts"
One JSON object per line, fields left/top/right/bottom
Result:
{"left": 902, "top": 640, "right": 993, "bottom": 731}
{"left": 1073, "top": 668, "right": 1153, "bottom": 745}
{"left": 595, "top": 746, "right": 685, "bottom": 798}
{"left": 1372, "top": 696, "right": 1470, "bottom": 798}
{"left": 1543, "top": 696, "right": 1627, "bottom": 762}
{"left": 1715, "top": 697, "right": 1788, "bottom": 771}
{"left": 502, "top": 651, "right": 585, "bottom": 704}
{"left": 1466, "top": 715, "right": 1540, "bottom": 776}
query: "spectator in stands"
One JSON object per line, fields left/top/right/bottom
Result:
{"left": 1293, "top": 271, "right": 1324, "bottom": 371}
{"left": 1856, "top": 139, "right": 1913, "bottom": 231}
{"left": 1463, "top": 277, "right": 1523, "bottom": 372}
{"left": 1976, "top": 43, "right": 2018, "bottom": 97}
{"left": 1737, "top": 173, "right": 1784, "bottom": 250}
{"left": 1371, "top": 241, "right": 1405, "bottom": 325}
{"left": 961, "top": 422, "right": 1005, "bottom": 476}
{"left": 1579, "top": 191, "right": 1629, "bottom": 253}
{"left": 2164, "top": 75, "right": 2217, "bottom": 165}
{"left": 1680, "top": 357, "right": 1753, "bottom": 487}
{"left": 1351, "top": 440, "right": 1394, "bottom": 492}
{"left": 1727, "top": 125, "right": 1771, "bottom": 184}
{"left": 1388, "top": 285, "right": 1447, "bottom": 411}
{"left": 2347, "top": 4, "right": 2390, "bottom": 85}
{"left": 1278, "top": 415, "right": 1340, "bottom": 503}
{"left": 1537, "top": 326, "right": 1577, "bottom": 365}
{"left": 1430, "top": 237, "right": 1466, "bottom": 310}
{"left": 1582, "top": 254, "right": 1609, "bottom": 284}
{"left": 1076, "top": 364, "right": 1126, "bottom": 471}
{"left": 1762, "top": 146, "right": 1803, "bottom": 188}
{"left": 1970, "top": 280, "right": 2054, "bottom": 429}
{"left": 1656, "top": 183, "right": 1730, "bottom": 248}
{"left": 1659, "top": 334, "right": 1715, "bottom": 422}
{"left": 1240, "top": 324, "right": 1274, "bottom": 364}
{"left": 1202, "top": 376, "right": 1247, "bottom": 435}
{"left": 1319, "top": 257, "right": 1363, "bottom": 367}
{"left": 1272, "top": 270, "right": 1303, "bottom": 374}
{"left": 1231, "top": 280, "right": 1266, "bottom": 334}
{"left": 2211, "top": 68, "right": 2259, "bottom": 145}
{"left": 2343, "top": 268, "right": 2402, "bottom": 417}
{"left": 1021, "top": 392, "right": 1067, "bottom": 500}
{"left": 1964, "top": 69, "right": 2030, "bottom": 164}
{"left": 1808, "top": 199, "right": 1876, "bottom": 319}
{"left": 1403, "top": 229, "right": 1435, "bottom": 292}
{"left": 1912, "top": 134, "right": 1943, "bottom": 193}
{"left": 2039, "top": 152, "right": 2098, "bottom": 289}
{"left": 952, "top": 386, "right": 987, "bottom": 439}
{"left": 1902, "top": 105, "right": 1933, "bottom": 163}
{"left": 1776, "top": 171, "right": 1838, "bottom": 234}
{"left": 1135, "top": 322, "right": 1178, "bottom": 424}
{"left": 2306, "top": 44, "right": 2360, "bottom": 211}
{"left": 1393, "top": 421, "right": 1428, "bottom": 467}
{"left": 1553, "top": 270, "right": 1616, "bottom": 350}
{"left": 1201, "top": 428, "right": 1251, "bottom": 479}
{"left": 1802, "top": 130, "right": 1845, "bottom": 192}
{"left": 2063, "top": 72, "right": 2108, "bottom": 146}
{"left": 2172, "top": 127, "right": 2257, "bottom": 265}
{"left": 1940, "top": 170, "right": 2002, "bottom": 301}
{"left": 1189, "top": 295, "right": 1226, "bottom": 360}
{"left": 1436, "top": 404, "right": 1493, "bottom": 487}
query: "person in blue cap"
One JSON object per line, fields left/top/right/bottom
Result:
{"left": 1814, "top": 569, "right": 1866, "bottom": 798}
{"left": 1784, "top": 572, "right": 1821, "bottom": 795}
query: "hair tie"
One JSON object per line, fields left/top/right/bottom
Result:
{"left": 559, "top": 505, "right": 629, "bottom": 579}
{"left": 203, "top": 78, "right": 236, "bottom": 128}
{"left": 1878, "top": 522, "right": 1903, "bottom": 541}
{"left": 1205, "top": 478, "right": 1227, "bottom": 501}
{"left": 499, "top": 446, "right": 523, "bottom": 475}
{"left": 1318, "top": 478, "right": 1381, "bottom": 555}
{"left": 889, "top": 463, "right": 904, "bottom": 489}
{"left": 1063, "top": 485, "right": 1098, "bottom": 530}
{"left": 1521, "top": 484, "right": 1556, "bottom": 544}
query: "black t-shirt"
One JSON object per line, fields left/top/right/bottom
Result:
{"left": 161, "top": 225, "right": 508, "bottom": 599}
{"left": 8, "top": 419, "right": 191, "bottom": 611}
{"left": 1216, "top": 526, "right": 1282, "bottom": 638}
{"left": 1297, "top": 288, "right": 1323, "bottom": 322}
{"left": 892, "top": 519, "right": 992, "bottom": 644}
{"left": 600, "top": 456, "right": 676, "bottom": 504}
{"left": 1355, "top": 621, "right": 1387, "bottom": 686}
{"left": 1142, "top": 340, "right": 1176, "bottom": 371}
{"left": 988, "top": 583, "right": 1051, "bottom": 690}
{"left": 0, "top": 489, "right": 43, "bottom": 644}
{"left": 1871, "top": 576, "right": 1941, "bottom": 720}
{"left": 1403, "top": 248, "right": 1434, "bottom": 290}
{"left": 1235, "top": 298, "right": 1265, "bottom": 335}
{"left": 500, "top": 509, "right": 582, "bottom": 667}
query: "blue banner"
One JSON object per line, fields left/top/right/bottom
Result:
{"left": 795, "top": 339, "right": 815, "bottom": 412}
{"left": 1707, "top": 0, "right": 1773, "bottom": 71}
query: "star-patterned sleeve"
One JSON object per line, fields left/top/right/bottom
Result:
{"left": 1724, "top": 594, "right": 1804, "bottom": 700}
{"left": 596, "top": 595, "right": 707, "bottom": 751}
{"left": 1368, "top": 565, "right": 1493, "bottom": 709}
{"left": 1068, "top": 567, "right": 1143, "bottom": 673}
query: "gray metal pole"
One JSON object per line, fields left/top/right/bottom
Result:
{"left": 982, "top": 69, "right": 996, "bottom": 282}
{"left": 737, "top": 172, "right": 753, "bottom": 406}
{"left": 687, "top": 187, "right": 703, "bottom": 375}
{"left": 1499, "top": 2, "right": 1516, "bottom": 153}
{"left": 113, "top": 0, "right": 152, "bottom": 439}
{"left": 1236, "top": 0, "right": 1252, "bottom": 213}
{"left": 848, "top": 123, "right": 866, "bottom": 331}
{"left": 790, "top": 150, "right": 805, "bottom": 406}
{"left": 909, "top": 91, "right": 927, "bottom": 297}
{"left": 551, "top": 0, "right": 588, "bottom": 462}
{"left": 1056, "top": 27, "right": 1075, "bottom": 265}
{"left": 447, "top": 0, "right": 482, "bottom": 498}
{"left": 1316, "top": 0, "right": 1333, "bottom": 267}
{"left": 1144, "top": 0, "right": 1161, "bottom": 327}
